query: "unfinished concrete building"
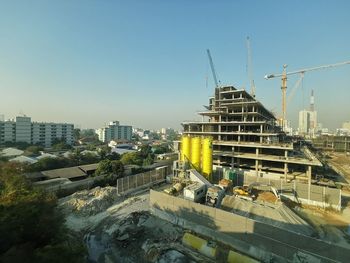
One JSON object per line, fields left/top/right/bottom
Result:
{"left": 182, "top": 86, "right": 322, "bottom": 182}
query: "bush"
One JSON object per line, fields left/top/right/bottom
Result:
{"left": 0, "top": 162, "right": 86, "bottom": 262}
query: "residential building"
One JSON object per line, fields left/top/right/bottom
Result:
{"left": 0, "top": 116, "right": 74, "bottom": 147}
{"left": 96, "top": 121, "right": 132, "bottom": 142}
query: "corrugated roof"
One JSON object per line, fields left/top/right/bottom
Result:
{"left": 9, "top": 155, "right": 38, "bottom": 164}
{"left": 79, "top": 163, "right": 99, "bottom": 172}
{"left": 42, "top": 167, "right": 86, "bottom": 179}
{"left": 1, "top": 148, "right": 24, "bottom": 157}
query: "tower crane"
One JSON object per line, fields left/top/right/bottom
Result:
{"left": 264, "top": 60, "right": 350, "bottom": 130}
{"left": 207, "top": 49, "right": 221, "bottom": 87}
{"left": 246, "top": 37, "right": 256, "bottom": 97}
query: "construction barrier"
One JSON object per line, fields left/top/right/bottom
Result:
{"left": 149, "top": 190, "right": 350, "bottom": 263}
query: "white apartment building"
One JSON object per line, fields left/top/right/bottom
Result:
{"left": 96, "top": 121, "right": 132, "bottom": 143}
{"left": 0, "top": 116, "right": 74, "bottom": 147}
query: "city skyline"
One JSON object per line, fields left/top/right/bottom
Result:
{"left": 1, "top": 1, "right": 350, "bottom": 130}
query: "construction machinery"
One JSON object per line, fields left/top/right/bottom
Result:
{"left": 183, "top": 182, "right": 207, "bottom": 203}
{"left": 218, "top": 179, "right": 233, "bottom": 193}
{"left": 232, "top": 185, "right": 256, "bottom": 201}
{"left": 206, "top": 186, "right": 226, "bottom": 208}
{"left": 163, "top": 182, "right": 184, "bottom": 196}
{"left": 265, "top": 60, "right": 350, "bottom": 130}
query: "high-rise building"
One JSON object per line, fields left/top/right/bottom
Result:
{"left": 298, "top": 90, "right": 317, "bottom": 137}
{"left": 96, "top": 121, "right": 132, "bottom": 142}
{"left": 0, "top": 116, "right": 74, "bottom": 147}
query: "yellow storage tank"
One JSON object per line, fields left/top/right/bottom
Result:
{"left": 201, "top": 137, "right": 213, "bottom": 179}
{"left": 190, "top": 137, "right": 201, "bottom": 171}
{"left": 181, "top": 136, "right": 191, "bottom": 163}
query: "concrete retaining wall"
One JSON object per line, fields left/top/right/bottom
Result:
{"left": 149, "top": 190, "right": 350, "bottom": 263}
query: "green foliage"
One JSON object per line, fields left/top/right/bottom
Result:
{"left": 153, "top": 144, "right": 170, "bottom": 154}
{"left": 73, "top": 128, "right": 81, "bottom": 141}
{"left": 139, "top": 144, "right": 153, "bottom": 158}
{"left": 120, "top": 146, "right": 155, "bottom": 166}
{"left": 106, "top": 152, "right": 120, "bottom": 161}
{"left": 27, "top": 157, "right": 71, "bottom": 172}
{"left": 95, "top": 160, "right": 124, "bottom": 177}
{"left": 24, "top": 145, "right": 44, "bottom": 156}
{"left": 143, "top": 154, "right": 154, "bottom": 166}
{"left": 51, "top": 139, "right": 72, "bottom": 151}
{"left": 0, "top": 162, "right": 86, "bottom": 262}
{"left": 120, "top": 152, "right": 143, "bottom": 166}
{"left": 166, "top": 129, "right": 179, "bottom": 141}
{"left": 98, "top": 145, "right": 111, "bottom": 160}
{"left": 4, "top": 141, "right": 31, "bottom": 150}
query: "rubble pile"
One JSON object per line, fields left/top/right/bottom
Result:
{"left": 59, "top": 186, "right": 120, "bottom": 216}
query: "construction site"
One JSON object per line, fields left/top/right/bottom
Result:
{"left": 57, "top": 82, "right": 350, "bottom": 262}
{"left": 58, "top": 48, "right": 350, "bottom": 263}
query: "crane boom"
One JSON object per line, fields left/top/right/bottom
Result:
{"left": 265, "top": 60, "right": 350, "bottom": 79}
{"left": 207, "top": 49, "right": 220, "bottom": 87}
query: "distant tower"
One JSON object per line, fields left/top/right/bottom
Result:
{"left": 310, "top": 89, "right": 315, "bottom": 112}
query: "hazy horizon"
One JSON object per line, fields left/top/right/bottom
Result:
{"left": 1, "top": 1, "right": 349, "bottom": 131}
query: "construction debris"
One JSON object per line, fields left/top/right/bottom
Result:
{"left": 59, "top": 186, "right": 120, "bottom": 216}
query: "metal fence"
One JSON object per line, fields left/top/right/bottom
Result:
{"left": 47, "top": 165, "right": 170, "bottom": 197}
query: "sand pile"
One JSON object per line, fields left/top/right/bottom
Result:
{"left": 59, "top": 186, "right": 120, "bottom": 216}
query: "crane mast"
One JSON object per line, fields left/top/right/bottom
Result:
{"left": 246, "top": 37, "right": 256, "bottom": 97}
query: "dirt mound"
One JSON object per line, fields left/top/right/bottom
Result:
{"left": 59, "top": 186, "right": 120, "bottom": 216}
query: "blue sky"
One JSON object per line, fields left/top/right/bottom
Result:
{"left": 0, "top": 0, "right": 349, "bottom": 130}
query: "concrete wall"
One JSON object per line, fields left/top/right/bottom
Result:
{"left": 150, "top": 190, "right": 350, "bottom": 263}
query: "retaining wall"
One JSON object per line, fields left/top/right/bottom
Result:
{"left": 150, "top": 190, "right": 350, "bottom": 263}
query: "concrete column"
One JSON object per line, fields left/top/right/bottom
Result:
{"left": 284, "top": 150, "right": 288, "bottom": 159}
{"left": 259, "top": 136, "right": 263, "bottom": 143}
{"left": 284, "top": 163, "right": 288, "bottom": 181}
{"left": 260, "top": 124, "right": 263, "bottom": 134}
{"left": 307, "top": 165, "right": 312, "bottom": 203}
{"left": 256, "top": 148, "right": 259, "bottom": 157}
{"left": 255, "top": 160, "right": 259, "bottom": 177}
{"left": 238, "top": 135, "right": 241, "bottom": 143}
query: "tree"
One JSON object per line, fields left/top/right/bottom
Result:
{"left": 107, "top": 152, "right": 120, "bottom": 161}
{"left": 73, "top": 128, "right": 81, "bottom": 141}
{"left": 0, "top": 162, "right": 86, "bottom": 262}
{"left": 143, "top": 154, "right": 154, "bottom": 166}
{"left": 25, "top": 145, "right": 44, "bottom": 156}
{"left": 51, "top": 139, "right": 72, "bottom": 151}
{"left": 95, "top": 159, "right": 113, "bottom": 175}
{"left": 153, "top": 144, "right": 170, "bottom": 154}
{"left": 111, "top": 160, "right": 124, "bottom": 178}
{"left": 120, "top": 152, "right": 143, "bottom": 166}
{"left": 98, "top": 145, "right": 111, "bottom": 160}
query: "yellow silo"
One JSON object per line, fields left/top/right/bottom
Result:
{"left": 190, "top": 137, "right": 201, "bottom": 171}
{"left": 201, "top": 137, "right": 213, "bottom": 179}
{"left": 181, "top": 136, "right": 191, "bottom": 163}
